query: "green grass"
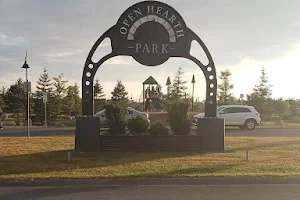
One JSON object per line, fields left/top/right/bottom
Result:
{"left": 1, "top": 137, "right": 300, "bottom": 180}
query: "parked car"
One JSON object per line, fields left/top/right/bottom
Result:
{"left": 94, "top": 107, "right": 150, "bottom": 127}
{"left": 193, "top": 105, "right": 261, "bottom": 130}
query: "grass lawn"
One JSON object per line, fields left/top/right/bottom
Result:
{"left": 1, "top": 137, "right": 300, "bottom": 180}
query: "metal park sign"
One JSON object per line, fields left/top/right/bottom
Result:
{"left": 116, "top": 3, "right": 188, "bottom": 66}
{"left": 81, "top": 0, "right": 218, "bottom": 118}
{"left": 76, "top": 1, "right": 225, "bottom": 153}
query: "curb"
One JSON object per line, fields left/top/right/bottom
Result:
{"left": 1, "top": 177, "right": 300, "bottom": 187}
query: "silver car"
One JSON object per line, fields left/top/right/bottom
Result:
{"left": 193, "top": 105, "right": 261, "bottom": 130}
{"left": 94, "top": 107, "right": 150, "bottom": 127}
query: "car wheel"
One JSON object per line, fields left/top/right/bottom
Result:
{"left": 245, "top": 119, "right": 256, "bottom": 130}
{"left": 238, "top": 125, "right": 245, "bottom": 129}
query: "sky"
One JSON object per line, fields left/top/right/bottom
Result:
{"left": 0, "top": 0, "right": 299, "bottom": 101}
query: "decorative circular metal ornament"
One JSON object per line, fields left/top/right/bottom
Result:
{"left": 82, "top": 0, "right": 218, "bottom": 118}
{"left": 114, "top": 1, "right": 188, "bottom": 66}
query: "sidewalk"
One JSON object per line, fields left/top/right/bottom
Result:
{"left": 1, "top": 177, "right": 300, "bottom": 187}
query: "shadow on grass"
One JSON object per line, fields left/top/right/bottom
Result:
{"left": 2, "top": 138, "right": 299, "bottom": 179}
{"left": 0, "top": 150, "right": 202, "bottom": 177}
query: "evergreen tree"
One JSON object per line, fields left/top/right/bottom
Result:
{"left": 4, "top": 78, "right": 25, "bottom": 125}
{"left": 94, "top": 79, "right": 106, "bottom": 113}
{"left": 53, "top": 73, "right": 68, "bottom": 115}
{"left": 111, "top": 80, "right": 128, "bottom": 102}
{"left": 251, "top": 67, "right": 272, "bottom": 100}
{"left": 53, "top": 73, "right": 68, "bottom": 97}
{"left": 0, "top": 86, "right": 4, "bottom": 107}
{"left": 170, "top": 66, "right": 188, "bottom": 101}
{"left": 33, "top": 68, "right": 54, "bottom": 123}
{"left": 94, "top": 78, "right": 105, "bottom": 99}
{"left": 36, "top": 68, "right": 53, "bottom": 95}
{"left": 218, "top": 69, "right": 234, "bottom": 105}
{"left": 246, "top": 67, "right": 273, "bottom": 120}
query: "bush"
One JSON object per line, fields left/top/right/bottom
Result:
{"left": 168, "top": 102, "right": 191, "bottom": 135}
{"left": 149, "top": 121, "right": 169, "bottom": 136}
{"left": 104, "top": 104, "right": 127, "bottom": 134}
{"left": 127, "top": 116, "right": 149, "bottom": 135}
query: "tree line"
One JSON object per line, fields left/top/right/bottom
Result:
{"left": 0, "top": 68, "right": 81, "bottom": 125}
{"left": 217, "top": 67, "right": 300, "bottom": 120}
{"left": 93, "top": 66, "right": 300, "bottom": 121}
{"left": 0, "top": 66, "right": 299, "bottom": 125}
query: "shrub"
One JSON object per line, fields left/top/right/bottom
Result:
{"left": 104, "top": 104, "right": 127, "bottom": 134}
{"left": 127, "top": 116, "right": 149, "bottom": 135}
{"left": 168, "top": 102, "right": 191, "bottom": 135}
{"left": 149, "top": 121, "right": 169, "bottom": 136}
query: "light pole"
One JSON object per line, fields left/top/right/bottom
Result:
{"left": 166, "top": 76, "right": 171, "bottom": 98}
{"left": 240, "top": 94, "right": 244, "bottom": 105}
{"left": 43, "top": 92, "right": 48, "bottom": 127}
{"left": 191, "top": 75, "right": 196, "bottom": 112}
{"left": 22, "top": 50, "right": 31, "bottom": 138}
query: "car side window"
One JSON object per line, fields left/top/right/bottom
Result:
{"left": 236, "top": 108, "right": 251, "bottom": 113}
{"left": 222, "top": 107, "right": 251, "bottom": 114}
{"left": 128, "top": 110, "right": 133, "bottom": 114}
{"left": 222, "top": 108, "right": 237, "bottom": 114}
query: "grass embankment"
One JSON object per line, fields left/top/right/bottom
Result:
{"left": 1, "top": 137, "right": 300, "bottom": 180}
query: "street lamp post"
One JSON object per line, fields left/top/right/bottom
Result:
{"left": 240, "top": 94, "right": 244, "bottom": 105}
{"left": 191, "top": 75, "right": 196, "bottom": 112}
{"left": 22, "top": 50, "right": 30, "bottom": 138}
{"left": 166, "top": 76, "right": 171, "bottom": 98}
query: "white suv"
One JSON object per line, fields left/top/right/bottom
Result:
{"left": 193, "top": 105, "right": 261, "bottom": 130}
{"left": 94, "top": 107, "right": 150, "bottom": 127}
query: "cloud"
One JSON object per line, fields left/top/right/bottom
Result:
{"left": 0, "top": 33, "right": 29, "bottom": 46}
{"left": 44, "top": 50, "right": 83, "bottom": 62}
{"left": 105, "top": 57, "right": 132, "bottom": 65}
{"left": 230, "top": 42, "right": 300, "bottom": 99}
{"left": 292, "top": 20, "right": 300, "bottom": 27}
{"left": 0, "top": 0, "right": 299, "bottom": 101}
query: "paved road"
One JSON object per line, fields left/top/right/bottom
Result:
{"left": 0, "top": 126, "right": 300, "bottom": 137}
{"left": 224, "top": 126, "right": 300, "bottom": 137}
{"left": 1, "top": 184, "right": 300, "bottom": 200}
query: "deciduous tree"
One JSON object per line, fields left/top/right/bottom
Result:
{"left": 53, "top": 73, "right": 68, "bottom": 115}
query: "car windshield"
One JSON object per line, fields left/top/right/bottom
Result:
{"left": 216, "top": 107, "right": 224, "bottom": 112}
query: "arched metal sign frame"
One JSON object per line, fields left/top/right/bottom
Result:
{"left": 82, "top": 0, "right": 217, "bottom": 117}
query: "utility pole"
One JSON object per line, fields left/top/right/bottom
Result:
{"left": 191, "top": 75, "right": 196, "bottom": 112}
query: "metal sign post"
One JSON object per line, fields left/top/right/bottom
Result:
{"left": 43, "top": 93, "right": 48, "bottom": 127}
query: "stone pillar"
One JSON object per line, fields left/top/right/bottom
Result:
{"left": 197, "top": 118, "right": 225, "bottom": 152}
{"left": 75, "top": 117, "right": 100, "bottom": 152}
